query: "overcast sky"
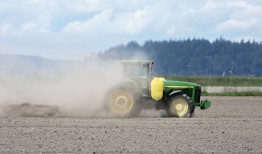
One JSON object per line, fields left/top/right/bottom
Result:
{"left": 0, "top": 0, "right": 261, "bottom": 60}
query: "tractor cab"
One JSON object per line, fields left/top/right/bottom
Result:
{"left": 121, "top": 60, "right": 153, "bottom": 95}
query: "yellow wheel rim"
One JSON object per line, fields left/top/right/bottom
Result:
{"left": 170, "top": 98, "right": 189, "bottom": 117}
{"left": 110, "top": 90, "right": 134, "bottom": 115}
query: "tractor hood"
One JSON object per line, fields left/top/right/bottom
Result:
{"left": 163, "top": 80, "right": 200, "bottom": 88}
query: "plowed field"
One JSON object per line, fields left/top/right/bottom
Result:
{"left": 0, "top": 97, "right": 261, "bottom": 153}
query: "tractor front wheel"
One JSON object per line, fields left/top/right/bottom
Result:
{"left": 165, "top": 95, "right": 192, "bottom": 118}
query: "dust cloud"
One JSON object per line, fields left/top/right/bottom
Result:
{"left": 0, "top": 57, "right": 122, "bottom": 117}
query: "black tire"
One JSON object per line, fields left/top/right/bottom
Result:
{"left": 165, "top": 95, "right": 193, "bottom": 118}
{"left": 190, "top": 106, "right": 195, "bottom": 118}
{"left": 104, "top": 84, "right": 142, "bottom": 117}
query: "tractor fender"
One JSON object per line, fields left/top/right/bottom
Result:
{"left": 168, "top": 90, "right": 182, "bottom": 97}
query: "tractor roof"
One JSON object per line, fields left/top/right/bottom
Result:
{"left": 121, "top": 60, "right": 154, "bottom": 65}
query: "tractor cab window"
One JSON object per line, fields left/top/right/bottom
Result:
{"left": 124, "top": 64, "right": 148, "bottom": 79}
{"left": 140, "top": 64, "right": 149, "bottom": 78}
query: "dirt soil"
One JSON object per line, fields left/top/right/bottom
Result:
{"left": 0, "top": 96, "right": 261, "bottom": 153}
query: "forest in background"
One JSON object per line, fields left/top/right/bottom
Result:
{"left": 96, "top": 37, "right": 262, "bottom": 76}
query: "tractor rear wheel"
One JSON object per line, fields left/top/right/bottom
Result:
{"left": 104, "top": 85, "right": 141, "bottom": 117}
{"left": 165, "top": 95, "right": 192, "bottom": 118}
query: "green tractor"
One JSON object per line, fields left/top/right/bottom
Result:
{"left": 104, "top": 60, "right": 211, "bottom": 117}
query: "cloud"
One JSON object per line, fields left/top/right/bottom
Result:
{"left": 0, "top": 24, "right": 14, "bottom": 35}
{"left": 21, "top": 22, "right": 49, "bottom": 35}
{"left": 24, "top": 0, "right": 46, "bottom": 4}
{"left": 0, "top": 0, "right": 261, "bottom": 60}
{"left": 201, "top": 0, "right": 218, "bottom": 11}
{"left": 215, "top": 19, "right": 258, "bottom": 32}
{"left": 166, "top": 26, "right": 176, "bottom": 37}
{"left": 212, "top": 0, "right": 262, "bottom": 39}
{"left": 111, "top": 5, "right": 154, "bottom": 35}
{"left": 61, "top": 9, "right": 113, "bottom": 34}
{"left": 62, "top": 4, "right": 154, "bottom": 36}
{"left": 69, "top": 0, "right": 106, "bottom": 13}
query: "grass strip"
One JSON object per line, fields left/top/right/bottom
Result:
{"left": 164, "top": 76, "right": 262, "bottom": 87}
{"left": 202, "top": 91, "right": 262, "bottom": 96}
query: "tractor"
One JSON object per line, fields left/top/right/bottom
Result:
{"left": 104, "top": 60, "right": 211, "bottom": 117}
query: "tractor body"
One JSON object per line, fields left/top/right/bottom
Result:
{"left": 104, "top": 60, "right": 211, "bottom": 117}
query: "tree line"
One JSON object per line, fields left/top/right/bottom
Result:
{"left": 95, "top": 37, "right": 262, "bottom": 76}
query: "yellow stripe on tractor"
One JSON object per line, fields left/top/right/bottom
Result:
{"left": 164, "top": 86, "right": 194, "bottom": 89}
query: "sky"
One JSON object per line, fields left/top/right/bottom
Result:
{"left": 0, "top": 0, "right": 261, "bottom": 60}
